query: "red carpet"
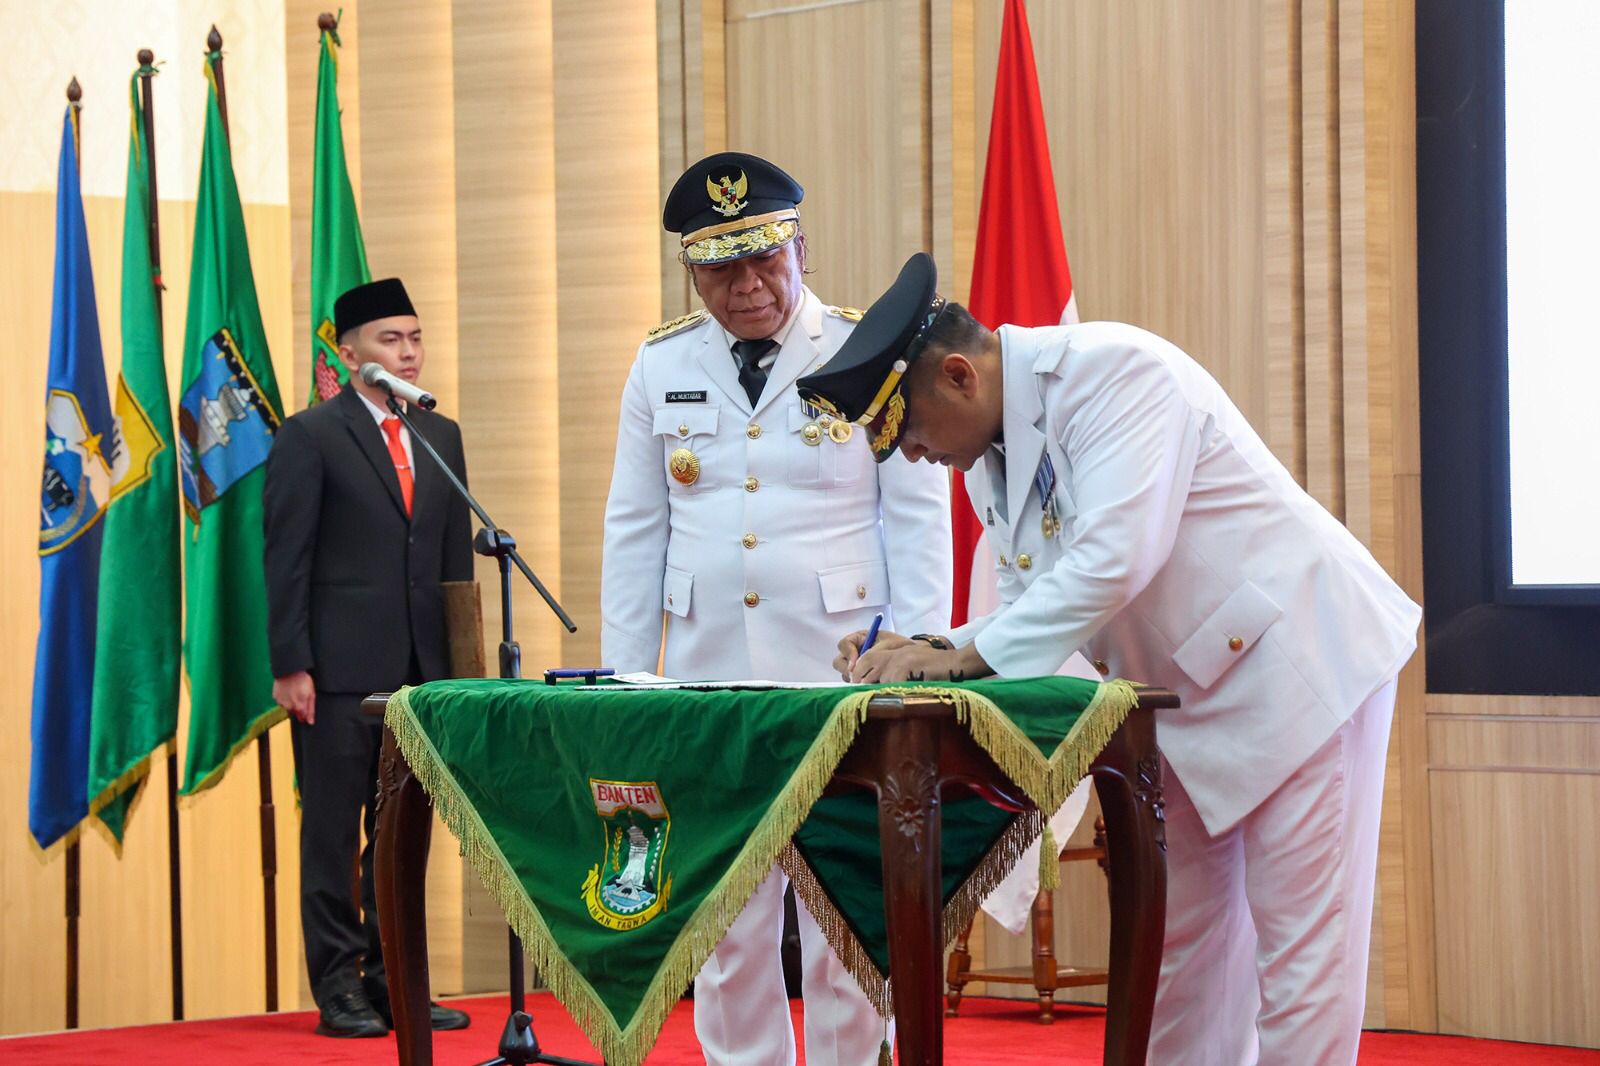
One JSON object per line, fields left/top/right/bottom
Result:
{"left": 4, "top": 992, "right": 1597, "bottom": 1064}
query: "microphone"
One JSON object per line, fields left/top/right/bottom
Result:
{"left": 359, "top": 362, "right": 436, "bottom": 410}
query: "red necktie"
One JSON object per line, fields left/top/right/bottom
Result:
{"left": 381, "top": 417, "right": 414, "bottom": 516}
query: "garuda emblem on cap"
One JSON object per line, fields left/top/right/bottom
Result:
{"left": 706, "top": 169, "right": 749, "bottom": 217}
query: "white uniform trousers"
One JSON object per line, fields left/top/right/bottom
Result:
{"left": 695, "top": 867, "right": 890, "bottom": 1065}
{"left": 1150, "top": 679, "right": 1396, "bottom": 1066}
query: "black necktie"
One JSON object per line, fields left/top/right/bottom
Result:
{"left": 731, "top": 339, "right": 778, "bottom": 407}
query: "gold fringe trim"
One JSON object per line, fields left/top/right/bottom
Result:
{"left": 779, "top": 840, "right": 889, "bottom": 1014}
{"left": 87, "top": 752, "right": 155, "bottom": 820}
{"left": 86, "top": 732, "right": 176, "bottom": 836}
{"left": 27, "top": 737, "right": 178, "bottom": 858}
{"left": 178, "top": 704, "right": 288, "bottom": 799}
{"left": 28, "top": 821, "right": 85, "bottom": 862}
{"left": 773, "top": 680, "right": 1140, "bottom": 1017}
{"left": 386, "top": 685, "right": 874, "bottom": 1066}
{"left": 940, "top": 809, "right": 1042, "bottom": 950}
{"left": 780, "top": 807, "right": 1043, "bottom": 1019}
{"left": 1039, "top": 823, "right": 1060, "bottom": 892}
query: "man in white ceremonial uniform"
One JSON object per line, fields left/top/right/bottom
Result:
{"left": 804, "top": 254, "right": 1421, "bottom": 1066}
{"left": 600, "top": 155, "right": 951, "bottom": 1066}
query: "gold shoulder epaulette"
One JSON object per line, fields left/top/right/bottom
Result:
{"left": 826, "top": 305, "right": 864, "bottom": 322}
{"left": 645, "top": 309, "right": 710, "bottom": 344}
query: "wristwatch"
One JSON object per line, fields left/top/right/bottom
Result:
{"left": 909, "top": 633, "right": 954, "bottom": 651}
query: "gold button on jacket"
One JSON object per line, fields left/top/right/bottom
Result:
{"left": 744, "top": 476, "right": 759, "bottom": 492}
{"left": 1228, "top": 635, "right": 1245, "bottom": 652}
{"left": 746, "top": 424, "right": 761, "bottom": 439}
{"left": 742, "top": 533, "right": 757, "bottom": 549}
{"left": 1093, "top": 658, "right": 1109, "bottom": 675}
{"left": 744, "top": 591, "right": 760, "bottom": 607}
{"left": 1017, "top": 553, "right": 1032, "bottom": 570}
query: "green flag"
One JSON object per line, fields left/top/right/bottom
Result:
{"left": 87, "top": 70, "right": 182, "bottom": 837}
{"left": 308, "top": 20, "right": 369, "bottom": 405}
{"left": 178, "top": 65, "right": 286, "bottom": 795}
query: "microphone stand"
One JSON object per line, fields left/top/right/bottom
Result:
{"left": 384, "top": 391, "right": 596, "bottom": 1066}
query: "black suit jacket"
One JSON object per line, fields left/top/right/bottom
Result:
{"left": 264, "top": 385, "right": 473, "bottom": 694}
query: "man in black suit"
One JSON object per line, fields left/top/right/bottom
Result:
{"left": 264, "top": 277, "right": 473, "bottom": 1038}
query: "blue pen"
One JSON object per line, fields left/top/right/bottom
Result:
{"left": 859, "top": 612, "right": 885, "bottom": 655}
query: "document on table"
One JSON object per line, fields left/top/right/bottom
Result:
{"left": 598, "top": 672, "right": 855, "bottom": 690}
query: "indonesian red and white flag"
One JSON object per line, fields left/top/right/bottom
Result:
{"left": 961, "top": 0, "right": 1095, "bottom": 933}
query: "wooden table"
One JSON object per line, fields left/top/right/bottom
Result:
{"left": 365, "top": 687, "right": 1176, "bottom": 1066}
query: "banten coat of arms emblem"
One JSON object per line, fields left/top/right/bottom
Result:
{"left": 582, "top": 779, "right": 673, "bottom": 931}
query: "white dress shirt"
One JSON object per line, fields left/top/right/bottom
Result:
{"left": 356, "top": 387, "right": 415, "bottom": 473}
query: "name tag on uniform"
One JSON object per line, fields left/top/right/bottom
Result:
{"left": 665, "top": 390, "right": 708, "bottom": 403}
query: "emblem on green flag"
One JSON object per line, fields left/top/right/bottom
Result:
{"left": 178, "top": 68, "right": 287, "bottom": 795}
{"left": 308, "top": 18, "right": 369, "bottom": 404}
{"left": 583, "top": 779, "right": 673, "bottom": 931}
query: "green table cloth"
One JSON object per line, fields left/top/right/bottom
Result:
{"left": 386, "top": 675, "right": 1137, "bottom": 1066}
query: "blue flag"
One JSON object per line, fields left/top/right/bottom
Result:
{"left": 31, "top": 107, "right": 115, "bottom": 850}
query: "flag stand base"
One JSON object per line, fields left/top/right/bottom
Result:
{"left": 473, "top": 1007, "right": 597, "bottom": 1066}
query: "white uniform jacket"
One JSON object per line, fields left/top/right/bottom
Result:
{"left": 950, "top": 323, "right": 1420, "bottom": 834}
{"left": 601, "top": 288, "right": 952, "bottom": 682}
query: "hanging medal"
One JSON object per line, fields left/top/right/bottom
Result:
{"left": 1034, "top": 454, "right": 1061, "bottom": 539}
{"left": 798, "top": 399, "right": 824, "bottom": 446}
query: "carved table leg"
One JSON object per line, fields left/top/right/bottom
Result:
{"left": 1031, "top": 886, "right": 1057, "bottom": 1024}
{"left": 1089, "top": 707, "right": 1167, "bottom": 1066}
{"left": 873, "top": 715, "right": 945, "bottom": 1066}
{"left": 375, "top": 726, "right": 436, "bottom": 1066}
{"left": 944, "top": 916, "right": 975, "bottom": 1017}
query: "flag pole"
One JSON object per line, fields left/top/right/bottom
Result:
{"left": 137, "top": 47, "right": 187, "bottom": 1023}
{"left": 206, "top": 25, "right": 280, "bottom": 1014}
{"left": 63, "top": 73, "right": 83, "bottom": 1035}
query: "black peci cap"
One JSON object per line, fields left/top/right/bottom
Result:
{"left": 334, "top": 277, "right": 417, "bottom": 338}
{"left": 797, "top": 253, "right": 947, "bottom": 462}
{"left": 663, "top": 152, "right": 804, "bottom": 265}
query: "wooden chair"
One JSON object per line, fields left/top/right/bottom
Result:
{"left": 944, "top": 816, "right": 1110, "bottom": 1024}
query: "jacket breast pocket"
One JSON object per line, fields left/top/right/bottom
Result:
{"left": 663, "top": 565, "right": 692, "bottom": 618}
{"left": 653, "top": 405, "right": 721, "bottom": 494}
{"left": 1171, "top": 580, "right": 1283, "bottom": 691}
{"left": 785, "top": 407, "right": 866, "bottom": 490}
{"left": 817, "top": 560, "right": 890, "bottom": 614}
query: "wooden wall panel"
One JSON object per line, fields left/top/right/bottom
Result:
{"left": 724, "top": 0, "right": 922, "bottom": 306}
{"left": 358, "top": 0, "right": 461, "bottom": 413}
{"left": 1300, "top": 0, "right": 1345, "bottom": 519}
{"left": 657, "top": 0, "right": 726, "bottom": 320}
{"left": 1428, "top": 717, "right": 1600, "bottom": 774}
{"left": 449, "top": 0, "right": 561, "bottom": 990}
{"left": 931, "top": 0, "right": 976, "bottom": 304}
{"left": 553, "top": 0, "right": 662, "bottom": 664}
{"left": 975, "top": 0, "right": 1270, "bottom": 427}
{"left": 1430, "top": 768, "right": 1600, "bottom": 1047}
{"left": 0, "top": 190, "right": 82, "bottom": 1036}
